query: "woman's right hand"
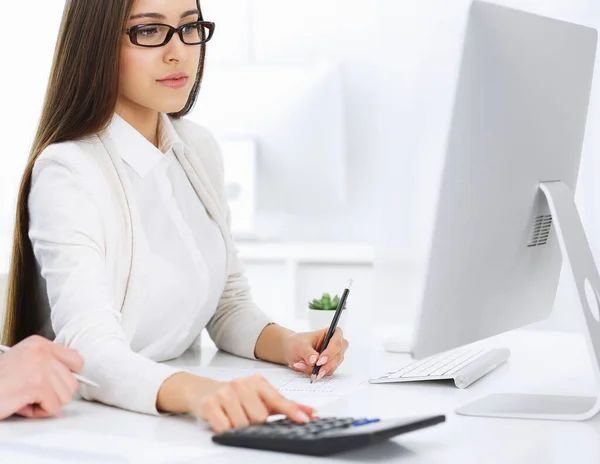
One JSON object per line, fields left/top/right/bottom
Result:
{"left": 189, "top": 374, "right": 314, "bottom": 434}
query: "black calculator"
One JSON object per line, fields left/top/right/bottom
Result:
{"left": 212, "top": 414, "right": 446, "bottom": 456}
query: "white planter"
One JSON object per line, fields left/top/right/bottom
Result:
{"left": 307, "top": 308, "right": 348, "bottom": 331}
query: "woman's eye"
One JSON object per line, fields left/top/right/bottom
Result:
{"left": 182, "top": 25, "right": 195, "bottom": 34}
{"left": 138, "top": 27, "right": 159, "bottom": 37}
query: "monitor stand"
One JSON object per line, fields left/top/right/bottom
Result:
{"left": 456, "top": 181, "right": 600, "bottom": 421}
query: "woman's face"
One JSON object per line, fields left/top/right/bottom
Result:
{"left": 118, "top": 0, "right": 202, "bottom": 115}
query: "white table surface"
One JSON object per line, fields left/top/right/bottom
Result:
{"left": 1, "top": 327, "right": 599, "bottom": 463}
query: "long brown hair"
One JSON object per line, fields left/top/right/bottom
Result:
{"left": 2, "top": 0, "right": 206, "bottom": 346}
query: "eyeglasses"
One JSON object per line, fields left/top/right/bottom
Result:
{"left": 125, "top": 21, "right": 215, "bottom": 48}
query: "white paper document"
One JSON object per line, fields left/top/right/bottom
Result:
{"left": 2, "top": 430, "right": 222, "bottom": 464}
{"left": 190, "top": 367, "right": 366, "bottom": 397}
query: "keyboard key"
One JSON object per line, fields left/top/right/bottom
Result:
{"left": 429, "top": 350, "right": 484, "bottom": 376}
{"left": 417, "top": 349, "right": 473, "bottom": 376}
{"left": 371, "top": 347, "right": 509, "bottom": 389}
{"left": 408, "top": 350, "right": 466, "bottom": 377}
{"left": 389, "top": 349, "right": 466, "bottom": 378}
{"left": 445, "top": 352, "right": 487, "bottom": 375}
{"left": 388, "top": 363, "right": 423, "bottom": 378}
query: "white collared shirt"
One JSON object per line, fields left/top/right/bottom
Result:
{"left": 27, "top": 113, "right": 272, "bottom": 415}
{"left": 107, "top": 113, "right": 227, "bottom": 359}
{"left": 31, "top": 113, "right": 227, "bottom": 361}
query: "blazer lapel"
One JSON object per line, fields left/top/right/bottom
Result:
{"left": 171, "top": 138, "right": 236, "bottom": 272}
{"left": 97, "top": 128, "right": 152, "bottom": 340}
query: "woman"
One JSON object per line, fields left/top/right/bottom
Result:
{"left": 3, "top": 0, "right": 348, "bottom": 433}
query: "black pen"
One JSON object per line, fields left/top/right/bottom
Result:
{"left": 310, "top": 279, "right": 352, "bottom": 383}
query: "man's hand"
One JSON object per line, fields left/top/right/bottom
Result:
{"left": 0, "top": 335, "right": 84, "bottom": 420}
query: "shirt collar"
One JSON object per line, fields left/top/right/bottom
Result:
{"left": 158, "top": 112, "right": 184, "bottom": 155}
{"left": 108, "top": 113, "right": 183, "bottom": 178}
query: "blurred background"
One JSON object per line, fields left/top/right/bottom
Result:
{"left": 1, "top": 0, "right": 600, "bottom": 337}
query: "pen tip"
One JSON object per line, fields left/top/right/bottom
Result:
{"left": 347, "top": 279, "right": 353, "bottom": 289}
{"left": 310, "top": 375, "right": 316, "bottom": 384}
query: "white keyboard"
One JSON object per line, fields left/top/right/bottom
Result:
{"left": 369, "top": 347, "right": 510, "bottom": 389}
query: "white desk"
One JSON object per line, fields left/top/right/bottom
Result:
{"left": 1, "top": 328, "right": 599, "bottom": 463}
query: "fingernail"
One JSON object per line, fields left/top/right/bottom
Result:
{"left": 317, "top": 369, "right": 326, "bottom": 380}
{"left": 308, "top": 355, "right": 317, "bottom": 365}
{"left": 296, "top": 411, "right": 310, "bottom": 423}
{"left": 316, "top": 356, "right": 328, "bottom": 366}
{"left": 293, "top": 362, "right": 307, "bottom": 369}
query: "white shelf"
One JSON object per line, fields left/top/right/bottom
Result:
{"left": 0, "top": 238, "right": 376, "bottom": 273}
{"left": 236, "top": 241, "right": 375, "bottom": 265}
{"left": 234, "top": 242, "right": 375, "bottom": 322}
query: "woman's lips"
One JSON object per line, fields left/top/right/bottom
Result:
{"left": 157, "top": 77, "right": 189, "bottom": 89}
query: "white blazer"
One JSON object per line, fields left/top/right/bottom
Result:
{"left": 28, "top": 114, "right": 272, "bottom": 415}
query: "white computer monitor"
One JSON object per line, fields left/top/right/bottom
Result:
{"left": 410, "top": 1, "right": 600, "bottom": 420}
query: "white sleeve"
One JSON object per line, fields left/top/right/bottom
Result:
{"left": 28, "top": 159, "right": 183, "bottom": 415}
{"left": 206, "top": 201, "right": 273, "bottom": 358}
{"left": 203, "top": 133, "right": 273, "bottom": 359}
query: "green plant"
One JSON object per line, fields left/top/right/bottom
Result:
{"left": 308, "top": 292, "right": 346, "bottom": 311}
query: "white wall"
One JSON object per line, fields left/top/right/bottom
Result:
{"left": 199, "top": 0, "right": 383, "bottom": 242}
{"left": 0, "top": 2, "right": 64, "bottom": 241}
{"left": 201, "top": 0, "right": 600, "bottom": 250}
{"left": 3, "top": 1, "right": 598, "bottom": 246}
{"left": 1, "top": 1, "right": 600, "bottom": 332}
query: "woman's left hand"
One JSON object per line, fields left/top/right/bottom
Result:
{"left": 282, "top": 328, "right": 349, "bottom": 381}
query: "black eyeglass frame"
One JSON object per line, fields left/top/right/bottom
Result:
{"left": 125, "top": 21, "right": 215, "bottom": 48}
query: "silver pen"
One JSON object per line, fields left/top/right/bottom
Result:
{"left": 0, "top": 344, "right": 99, "bottom": 388}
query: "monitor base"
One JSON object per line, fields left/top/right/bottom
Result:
{"left": 454, "top": 181, "right": 600, "bottom": 421}
{"left": 456, "top": 393, "right": 598, "bottom": 421}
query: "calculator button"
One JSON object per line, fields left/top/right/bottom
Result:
{"left": 246, "top": 426, "right": 265, "bottom": 432}
{"left": 275, "top": 430, "right": 296, "bottom": 436}
{"left": 252, "top": 430, "right": 272, "bottom": 436}
{"left": 274, "top": 419, "right": 294, "bottom": 426}
{"left": 294, "top": 433, "right": 317, "bottom": 440}
{"left": 352, "top": 418, "right": 381, "bottom": 426}
{"left": 221, "top": 416, "right": 385, "bottom": 441}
